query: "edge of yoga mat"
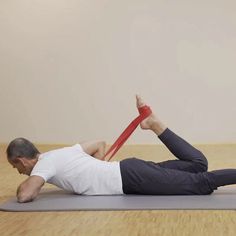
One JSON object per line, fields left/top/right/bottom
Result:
{"left": 1, "top": 187, "right": 236, "bottom": 212}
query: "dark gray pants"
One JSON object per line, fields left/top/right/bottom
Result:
{"left": 120, "top": 128, "right": 236, "bottom": 195}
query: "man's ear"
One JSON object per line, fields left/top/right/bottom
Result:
{"left": 16, "top": 157, "right": 27, "bottom": 166}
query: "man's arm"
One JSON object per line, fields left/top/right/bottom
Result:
{"left": 80, "top": 141, "right": 106, "bottom": 160}
{"left": 17, "top": 176, "right": 45, "bottom": 203}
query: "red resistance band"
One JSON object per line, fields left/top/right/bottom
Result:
{"left": 103, "top": 105, "right": 152, "bottom": 161}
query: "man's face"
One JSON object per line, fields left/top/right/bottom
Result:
{"left": 8, "top": 158, "right": 30, "bottom": 175}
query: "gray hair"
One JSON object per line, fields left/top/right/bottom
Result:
{"left": 6, "top": 137, "right": 40, "bottom": 161}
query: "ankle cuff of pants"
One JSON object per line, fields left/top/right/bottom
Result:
{"left": 158, "top": 128, "right": 171, "bottom": 140}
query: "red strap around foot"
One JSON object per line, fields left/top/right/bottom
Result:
{"left": 103, "top": 105, "right": 152, "bottom": 161}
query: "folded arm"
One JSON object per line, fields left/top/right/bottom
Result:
{"left": 80, "top": 140, "right": 106, "bottom": 160}
{"left": 17, "top": 176, "right": 45, "bottom": 203}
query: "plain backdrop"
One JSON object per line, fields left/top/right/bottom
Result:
{"left": 0, "top": 0, "right": 235, "bottom": 144}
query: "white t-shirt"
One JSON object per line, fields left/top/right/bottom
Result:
{"left": 30, "top": 144, "right": 123, "bottom": 195}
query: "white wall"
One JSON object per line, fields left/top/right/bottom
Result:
{"left": 0, "top": 0, "right": 235, "bottom": 144}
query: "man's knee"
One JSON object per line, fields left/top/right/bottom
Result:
{"left": 196, "top": 151, "right": 208, "bottom": 172}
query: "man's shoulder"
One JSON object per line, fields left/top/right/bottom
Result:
{"left": 38, "top": 144, "right": 83, "bottom": 161}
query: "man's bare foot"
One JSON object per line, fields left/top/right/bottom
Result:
{"left": 136, "top": 95, "right": 167, "bottom": 135}
{"left": 136, "top": 94, "right": 157, "bottom": 130}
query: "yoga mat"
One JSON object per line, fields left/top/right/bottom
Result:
{"left": 1, "top": 187, "right": 236, "bottom": 211}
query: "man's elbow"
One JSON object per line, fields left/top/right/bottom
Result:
{"left": 17, "top": 190, "right": 35, "bottom": 203}
{"left": 16, "top": 176, "right": 44, "bottom": 203}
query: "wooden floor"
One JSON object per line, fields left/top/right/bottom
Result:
{"left": 1, "top": 143, "right": 236, "bottom": 236}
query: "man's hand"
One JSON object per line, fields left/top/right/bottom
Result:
{"left": 17, "top": 176, "right": 45, "bottom": 203}
{"left": 80, "top": 141, "right": 106, "bottom": 160}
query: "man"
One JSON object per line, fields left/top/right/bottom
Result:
{"left": 7, "top": 95, "right": 236, "bottom": 203}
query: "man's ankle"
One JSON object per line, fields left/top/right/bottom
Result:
{"left": 151, "top": 122, "right": 167, "bottom": 136}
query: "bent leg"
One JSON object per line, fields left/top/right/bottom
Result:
{"left": 135, "top": 95, "right": 208, "bottom": 173}
{"left": 156, "top": 128, "right": 208, "bottom": 173}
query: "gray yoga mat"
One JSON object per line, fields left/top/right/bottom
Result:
{"left": 1, "top": 187, "right": 236, "bottom": 211}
